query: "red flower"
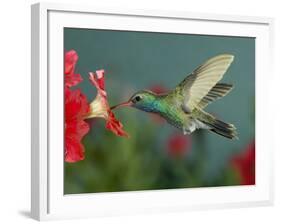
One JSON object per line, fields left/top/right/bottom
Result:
{"left": 167, "top": 133, "right": 191, "bottom": 157}
{"left": 64, "top": 50, "right": 90, "bottom": 163}
{"left": 231, "top": 141, "right": 255, "bottom": 185}
{"left": 65, "top": 88, "right": 90, "bottom": 162}
{"left": 86, "top": 70, "right": 129, "bottom": 137}
{"left": 65, "top": 50, "right": 83, "bottom": 87}
{"left": 64, "top": 50, "right": 129, "bottom": 162}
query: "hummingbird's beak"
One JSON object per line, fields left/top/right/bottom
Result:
{"left": 110, "top": 101, "right": 133, "bottom": 110}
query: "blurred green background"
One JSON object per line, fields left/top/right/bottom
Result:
{"left": 64, "top": 28, "right": 255, "bottom": 194}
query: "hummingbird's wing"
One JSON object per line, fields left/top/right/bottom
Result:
{"left": 177, "top": 54, "right": 234, "bottom": 112}
{"left": 197, "top": 83, "right": 233, "bottom": 109}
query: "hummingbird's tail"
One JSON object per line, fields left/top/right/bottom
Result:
{"left": 196, "top": 109, "right": 238, "bottom": 139}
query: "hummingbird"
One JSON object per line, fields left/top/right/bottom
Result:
{"left": 112, "top": 54, "right": 238, "bottom": 139}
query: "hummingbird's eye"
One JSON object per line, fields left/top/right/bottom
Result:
{"left": 133, "top": 95, "right": 142, "bottom": 103}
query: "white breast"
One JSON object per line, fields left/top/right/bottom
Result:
{"left": 183, "top": 119, "right": 210, "bottom": 135}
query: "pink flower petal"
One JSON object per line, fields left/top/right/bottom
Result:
{"left": 88, "top": 71, "right": 129, "bottom": 137}
{"left": 106, "top": 111, "right": 129, "bottom": 137}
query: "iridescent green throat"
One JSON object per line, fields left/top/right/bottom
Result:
{"left": 133, "top": 95, "right": 167, "bottom": 114}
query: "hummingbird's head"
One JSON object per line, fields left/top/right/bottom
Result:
{"left": 111, "top": 90, "right": 159, "bottom": 113}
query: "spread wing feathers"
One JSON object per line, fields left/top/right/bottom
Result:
{"left": 178, "top": 54, "right": 234, "bottom": 112}
{"left": 197, "top": 83, "right": 233, "bottom": 109}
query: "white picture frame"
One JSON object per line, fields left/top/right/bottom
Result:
{"left": 31, "top": 2, "right": 274, "bottom": 221}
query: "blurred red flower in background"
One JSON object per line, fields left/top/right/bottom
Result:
{"left": 87, "top": 71, "right": 129, "bottom": 137}
{"left": 167, "top": 133, "right": 191, "bottom": 157}
{"left": 64, "top": 50, "right": 90, "bottom": 162}
{"left": 231, "top": 141, "right": 255, "bottom": 185}
{"left": 150, "top": 84, "right": 168, "bottom": 95}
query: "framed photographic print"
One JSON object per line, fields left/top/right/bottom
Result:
{"left": 31, "top": 2, "right": 274, "bottom": 221}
